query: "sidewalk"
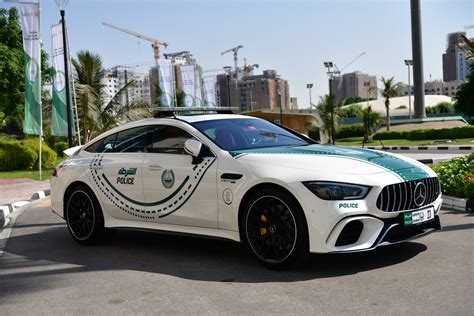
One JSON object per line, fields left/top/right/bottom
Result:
{"left": 0, "top": 178, "right": 50, "bottom": 206}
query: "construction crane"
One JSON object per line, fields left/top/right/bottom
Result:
{"left": 243, "top": 58, "right": 259, "bottom": 76}
{"left": 103, "top": 22, "right": 169, "bottom": 64}
{"left": 329, "top": 51, "right": 366, "bottom": 76}
{"left": 221, "top": 45, "right": 243, "bottom": 70}
{"left": 339, "top": 51, "right": 366, "bottom": 73}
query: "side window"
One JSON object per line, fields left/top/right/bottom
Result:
{"left": 84, "top": 134, "right": 116, "bottom": 153}
{"left": 147, "top": 125, "right": 194, "bottom": 154}
{"left": 114, "top": 127, "right": 148, "bottom": 153}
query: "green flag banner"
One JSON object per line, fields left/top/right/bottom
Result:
{"left": 20, "top": 3, "right": 42, "bottom": 135}
{"left": 51, "top": 22, "right": 68, "bottom": 136}
{"left": 157, "top": 59, "right": 175, "bottom": 107}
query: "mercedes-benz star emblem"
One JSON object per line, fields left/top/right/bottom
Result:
{"left": 414, "top": 182, "right": 427, "bottom": 206}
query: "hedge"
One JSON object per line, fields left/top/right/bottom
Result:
{"left": 54, "top": 141, "right": 68, "bottom": 158}
{"left": 0, "top": 139, "right": 57, "bottom": 171}
{"left": 374, "top": 126, "right": 474, "bottom": 140}
{"left": 308, "top": 128, "right": 320, "bottom": 141}
{"left": 0, "top": 141, "right": 37, "bottom": 171}
{"left": 19, "top": 138, "right": 57, "bottom": 169}
{"left": 335, "top": 123, "right": 365, "bottom": 139}
{"left": 433, "top": 154, "right": 474, "bottom": 199}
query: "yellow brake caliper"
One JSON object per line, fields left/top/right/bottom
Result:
{"left": 260, "top": 214, "right": 267, "bottom": 235}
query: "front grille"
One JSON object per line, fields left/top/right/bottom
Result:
{"left": 376, "top": 177, "right": 441, "bottom": 212}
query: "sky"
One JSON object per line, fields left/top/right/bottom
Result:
{"left": 2, "top": 0, "right": 473, "bottom": 108}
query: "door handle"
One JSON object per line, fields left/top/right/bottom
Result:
{"left": 90, "top": 165, "right": 103, "bottom": 170}
{"left": 148, "top": 165, "right": 162, "bottom": 171}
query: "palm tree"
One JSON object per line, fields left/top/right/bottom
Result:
{"left": 459, "top": 35, "right": 474, "bottom": 60}
{"left": 72, "top": 51, "right": 104, "bottom": 143}
{"left": 359, "top": 106, "right": 380, "bottom": 143}
{"left": 72, "top": 50, "right": 152, "bottom": 143}
{"left": 316, "top": 94, "right": 338, "bottom": 144}
{"left": 380, "top": 77, "right": 400, "bottom": 131}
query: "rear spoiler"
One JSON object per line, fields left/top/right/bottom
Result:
{"left": 64, "top": 145, "right": 83, "bottom": 157}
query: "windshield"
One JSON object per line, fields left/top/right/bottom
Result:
{"left": 192, "top": 118, "right": 309, "bottom": 151}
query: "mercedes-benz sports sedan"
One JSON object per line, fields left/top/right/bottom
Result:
{"left": 51, "top": 113, "right": 442, "bottom": 269}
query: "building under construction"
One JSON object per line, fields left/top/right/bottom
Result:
{"left": 330, "top": 71, "right": 377, "bottom": 105}
{"left": 216, "top": 69, "right": 291, "bottom": 112}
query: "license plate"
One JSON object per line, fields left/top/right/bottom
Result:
{"left": 404, "top": 207, "right": 435, "bottom": 226}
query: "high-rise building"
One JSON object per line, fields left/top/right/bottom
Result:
{"left": 102, "top": 66, "right": 151, "bottom": 106}
{"left": 216, "top": 70, "right": 290, "bottom": 112}
{"left": 330, "top": 71, "right": 377, "bottom": 104}
{"left": 442, "top": 32, "right": 472, "bottom": 82}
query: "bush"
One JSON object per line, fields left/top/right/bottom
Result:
{"left": 335, "top": 123, "right": 365, "bottom": 139}
{"left": 338, "top": 104, "right": 362, "bottom": 118}
{"left": 426, "top": 101, "right": 455, "bottom": 114}
{"left": 308, "top": 128, "right": 320, "bottom": 141}
{"left": 54, "top": 141, "right": 68, "bottom": 158}
{"left": 433, "top": 154, "right": 474, "bottom": 199}
{"left": 396, "top": 105, "right": 407, "bottom": 109}
{"left": 374, "top": 126, "right": 474, "bottom": 140}
{"left": 0, "top": 141, "right": 37, "bottom": 171}
{"left": 19, "top": 138, "right": 57, "bottom": 169}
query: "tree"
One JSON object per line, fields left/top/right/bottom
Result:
{"left": 359, "top": 106, "right": 380, "bottom": 143}
{"left": 72, "top": 50, "right": 152, "bottom": 143}
{"left": 0, "top": 8, "right": 24, "bottom": 117}
{"left": 0, "top": 8, "right": 54, "bottom": 122}
{"left": 453, "top": 62, "right": 474, "bottom": 116}
{"left": 459, "top": 35, "right": 474, "bottom": 60}
{"left": 380, "top": 77, "right": 400, "bottom": 131}
{"left": 316, "top": 94, "right": 339, "bottom": 144}
{"left": 339, "top": 104, "right": 362, "bottom": 118}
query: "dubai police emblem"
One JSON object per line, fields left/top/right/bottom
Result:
{"left": 161, "top": 170, "right": 175, "bottom": 189}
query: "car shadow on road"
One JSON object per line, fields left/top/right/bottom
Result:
{"left": 1, "top": 224, "right": 427, "bottom": 286}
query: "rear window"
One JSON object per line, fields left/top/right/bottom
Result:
{"left": 84, "top": 134, "right": 116, "bottom": 153}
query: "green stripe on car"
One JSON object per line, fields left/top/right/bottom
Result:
{"left": 229, "top": 145, "right": 429, "bottom": 182}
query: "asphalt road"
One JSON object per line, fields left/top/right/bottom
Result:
{"left": 0, "top": 198, "right": 473, "bottom": 315}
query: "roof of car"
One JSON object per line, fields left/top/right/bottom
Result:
{"left": 88, "top": 114, "right": 256, "bottom": 142}
{"left": 176, "top": 114, "right": 251, "bottom": 123}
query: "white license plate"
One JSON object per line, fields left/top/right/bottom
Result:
{"left": 404, "top": 207, "right": 435, "bottom": 226}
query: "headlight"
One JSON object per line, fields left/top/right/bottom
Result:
{"left": 303, "top": 181, "right": 371, "bottom": 200}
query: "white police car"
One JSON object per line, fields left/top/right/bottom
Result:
{"left": 51, "top": 109, "right": 442, "bottom": 269}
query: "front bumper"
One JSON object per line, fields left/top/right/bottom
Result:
{"left": 328, "top": 213, "right": 441, "bottom": 253}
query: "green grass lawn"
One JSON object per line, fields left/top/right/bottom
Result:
{"left": 335, "top": 137, "right": 474, "bottom": 147}
{"left": 0, "top": 157, "right": 66, "bottom": 181}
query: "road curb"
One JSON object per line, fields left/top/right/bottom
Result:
{"left": 417, "top": 157, "right": 453, "bottom": 165}
{"left": 365, "top": 145, "right": 473, "bottom": 153}
{"left": 442, "top": 196, "right": 473, "bottom": 212}
{"left": 0, "top": 189, "right": 50, "bottom": 228}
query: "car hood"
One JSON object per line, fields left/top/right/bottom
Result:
{"left": 229, "top": 145, "right": 430, "bottom": 180}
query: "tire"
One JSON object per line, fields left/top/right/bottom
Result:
{"left": 65, "top": 184, "right": 105, "bottom": 245}
{"left": 242, "top": 187, "right": 309, "bottom": 269}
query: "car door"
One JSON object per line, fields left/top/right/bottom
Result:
{"left": 142, "top": 124, "right": 218, "bottom": 228}
{"left": 88, "top": 126, "right": 148, "bottom": 222}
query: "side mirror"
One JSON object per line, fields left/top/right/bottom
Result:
{"left": 184, "top": 139, "right": 203, "bottom": 164}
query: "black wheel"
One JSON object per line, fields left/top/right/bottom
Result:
{"left": 243, "top": 188, "right": 309, "bottom": 269}
{"left": 65, "top": 185, "right": 105, "bottom": 245}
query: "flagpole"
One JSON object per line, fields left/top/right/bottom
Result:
{"left": 65, "top": 28, "right": 81, "bottom": 145}
{"left": 38, "top": 0, "right": 41, "bottom": 181}
{"left": 59, "top": 8, "right": 73, "bottom": 148}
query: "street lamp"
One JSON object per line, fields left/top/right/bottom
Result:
{"left": 55, "top": 0, "right": 73, "bottom": 147}
{"left": 306, "top": 83, "right": 313, "bottom": 108}
{"left": 404, "top": 59, "right": 413, "bottom": 119}
{"left": 223, "top": 66, "right": 232, "bottom": 108}
{"left": 324, "top": 61, "right": 337, "bottom": 145}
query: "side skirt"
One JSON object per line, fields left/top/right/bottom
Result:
{"left": 105, "top": 218, "right": 242, "bottom": 242}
